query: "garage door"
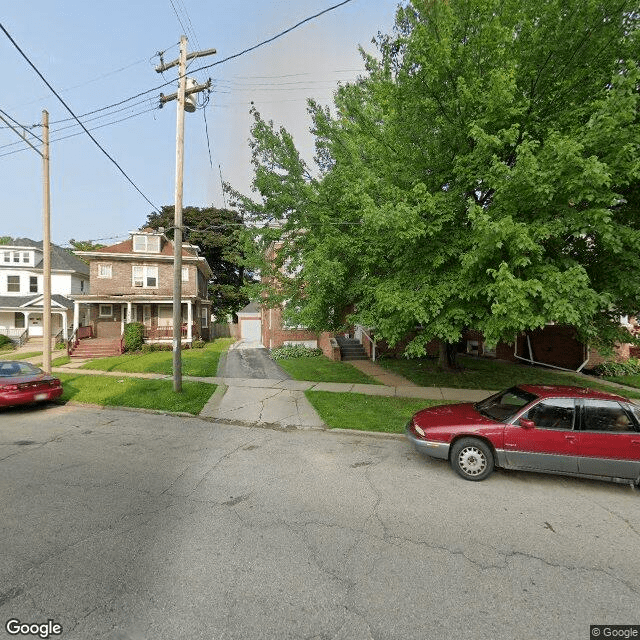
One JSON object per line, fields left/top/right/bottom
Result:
{"left": 241, "top": 318, "right": 262, "bottom": 342}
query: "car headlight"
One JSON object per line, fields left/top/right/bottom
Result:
{"left": 414, "top": 424, "right": 425, "bottom": 437}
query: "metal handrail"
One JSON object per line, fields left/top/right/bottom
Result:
{"left": 67, "top": 327, "right": 78, "bottom": 357}
{"left": 358, "top": 326, "right": 377, "bottom": 362}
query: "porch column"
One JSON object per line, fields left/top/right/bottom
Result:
{"left": 73, "top": 301, "right": 79, "bottom": 332}
{"left": 24, "top": 311, "right": 31, "bottom": 336}
{"left": 187, "top": 301, "right": 193, "bottom": 342}
{"left": 62, "top": 311, "right": 68, "bottom": 341}
{"left": 127, "top": 301, "right": 132, "bottom": 324}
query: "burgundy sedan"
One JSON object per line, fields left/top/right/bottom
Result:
{"left": 0, "top": 361, "right": 63, "bottom": 408}
{"left": 407, "top": 384, "right": 640, "bottom": 485}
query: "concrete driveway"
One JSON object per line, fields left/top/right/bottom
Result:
{"left": 1, "top": 404, "right": 639, "bottom": 640}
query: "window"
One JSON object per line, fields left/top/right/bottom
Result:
{"left": 201, "top": 307, "right": 208, "bottom": 328}
{"left": 13, "top": 253, "right": 19, "bottom": 262}
{"left": 97, "top": 263, "right": 112, "bottom": 278}
{"left": 133, "top": 235, "right": 160, "bottom": 253}
{"left": 30, "top": 276, "right": 38, "bottom": 293}
{"left": 519, "top": 398, "right": 576, "bottom": 430}
{"left": 22, "top": 252, "right": 29, "bottom": 263}
{"left": 132, "top": 265, "right": 158, "bottom": 288}
{"left": 80, "top": 280, "right": 85, "bottom": 292}
{"left": 475, "top": 387, "right": 538, "bottom": 422}
{"left": 14, "top": 312, "right": 25, "bottom": 329}
{"left": 182, "top": 266, "right": 189, "bottom": 282}
{"left": 7, "top": 275, "right": 20, "bottom": 293}
{"left": 2, "top": 251, "right": 9, "bottom": 263}
{"left": 582, "top": 400, "right": 636, "bottom": 433}
{"left": 99, "top": 304, "right": 113, "bottom": 317}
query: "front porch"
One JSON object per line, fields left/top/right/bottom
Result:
{"left": 71, "top": 297, "right": 210, "bottom": 345}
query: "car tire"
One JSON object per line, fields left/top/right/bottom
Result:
{"left": 450, "top": 438, "right": 494, "bottom": 481}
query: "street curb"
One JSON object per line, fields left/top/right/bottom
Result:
{"left": 328, "top": 428, "right": 406, "bottom": 440}
{"left": 199, "top": 383, "right": 228, "bottom": 418}
{"left": 61, "top": 399, "right": 196, "bottom": 418}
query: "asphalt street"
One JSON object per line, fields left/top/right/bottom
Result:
{"left": 1, "top": 403, "right": 639, "bottom": 640}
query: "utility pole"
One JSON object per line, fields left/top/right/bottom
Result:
{"left": 0, "top": 110, "right": 52, "bottom": 373}
{"left": 42, "top": 110, "right": 51, "bottom": 374}
{"left": 156, "top": 36, "right": 215, "bottom": 392}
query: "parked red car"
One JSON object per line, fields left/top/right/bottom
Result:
{"left": 0, "top": 361, "right": 63, "bottom": 408}
{"left": 407, "top": 384, "right": 640, "bottom": 486}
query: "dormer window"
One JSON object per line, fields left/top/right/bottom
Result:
{"left": 133, "top": 234, "right": 160, "bottom": 253}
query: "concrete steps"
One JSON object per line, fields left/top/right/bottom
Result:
{"left": 336, "top": 336, "right": 369, "bottom": 361}
{"left": 70, "top": 338, "right": 122, "bottom": 359}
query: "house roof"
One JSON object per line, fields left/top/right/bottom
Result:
{"left": 0, "top": 294, "right": 74, "bottom": 310}
{"left": 8, "top": 238, "right": 90, "bottom": 276}
{"left": 238, "top": 302, "right": 261, "bottom": 314}
{"left": 92, "top": 238, "right": 198, "bottom": 258}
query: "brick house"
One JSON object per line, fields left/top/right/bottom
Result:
{"left": 70, "top": 228, "right": 211, "bottom": 349}
{"left": 0, "top": 238, "right": 89, "bottom": 344}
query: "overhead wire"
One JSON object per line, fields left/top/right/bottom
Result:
{"left": 0, "top": 22, "right": 161, "bottom": 213}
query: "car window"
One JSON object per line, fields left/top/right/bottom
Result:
{"left": 581, "top": 400, "right": 637, "bottom": 433}
{"left": 518, "top": 398, "right": 576, "bottom": 430}
{"left": 0, "top": 362, "right": 41, "bottom": 377}
{"left": 475, "top": 387, "right": 537, "bottom": 422}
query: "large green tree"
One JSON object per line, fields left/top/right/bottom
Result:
{"left": 232, "top": 0, "right": 640, "bottom": 362}
{"left": 145, "top": 206, "right": 250, "bottom": 319}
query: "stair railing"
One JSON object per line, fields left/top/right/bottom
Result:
{"left": 67, "top": 327, "right": 78, "bottom": 356}
{"left": 358, "top": 326, "right": 377, "bottom": 361}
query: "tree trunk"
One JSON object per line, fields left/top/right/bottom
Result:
{"left": 438, "top": 340, "right": 459, "bottom": 369}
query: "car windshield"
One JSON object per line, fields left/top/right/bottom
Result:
{"left": 474, "top": 386, "right": 538, "bottom": 422}
{"left": 0, "top": 362, "right": 43, "bottom": 377}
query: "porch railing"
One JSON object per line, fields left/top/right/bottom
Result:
{"left": 0, "top": 327, "right": 29, "bottom": 347}
{"left": 144, "top": 323, "right": 197, "bottom": 340}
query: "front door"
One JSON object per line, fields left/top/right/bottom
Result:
{"left": 503, "top": 398, "right": 579, "bottom": 473}
{"left": 28, "top": 314, "right": 43, "bottom": 337}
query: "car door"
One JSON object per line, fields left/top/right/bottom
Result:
{"left": 503, "top": 398, "right": 579, "bottom": 473}
{"left": 576, "top": 400, "right": 640, "bottom": 481}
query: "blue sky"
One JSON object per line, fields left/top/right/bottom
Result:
{"left": 0, "top": 0, "right": 399, "bottom": 246}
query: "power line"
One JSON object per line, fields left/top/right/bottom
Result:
{"left": 13, "top": 0, "right": 359, "bottom": 129}
{"left": 0, "top": 22, "right": 160, "bottom": 214}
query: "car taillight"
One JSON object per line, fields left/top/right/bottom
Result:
{"left": 3, "top": 385, "right": 19, "bottom": 391}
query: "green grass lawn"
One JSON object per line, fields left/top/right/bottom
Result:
{"left": 602, "top": 374, "right": 640, "bottom": 389}
{"left": 0, "top": 351, "right": 43, "bottom": 361}
{"left": 80, "top": 338, "right": 233, "bottom": 376}
{"left": 378, "top": 354, "right": 640, "bottom": 399}
{"left": 58, "top": 373, "right": 215, "bottom": 415}
{"left": 276, "top": 356, "right": 381, "bottom": 384}
{"left": 305, "top": 390, "right": 443, "bottom": 433}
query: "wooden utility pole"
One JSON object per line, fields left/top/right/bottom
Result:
{"left": 42, "top": 110, "right": 51, "bottom": 374}
{"left": 156, "top": 36, "right": 215, "bottom": 392}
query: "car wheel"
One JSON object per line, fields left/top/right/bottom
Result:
{"left": 450, "top": 438, "right": 494, "bottom": 481}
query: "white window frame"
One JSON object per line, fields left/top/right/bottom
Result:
{"left": 201, "top": 307, "right": 208, "bottom": 328}
{"left": 22, "top": 252, "right": 30, "bottom": 263}
{"left": 99, "top": 304, "right": 113, "bottom": 317}
{"left": 97, "top": 263, "right": 112, "bottom": 278}
{"left": 2, "top": 251, "right": 9, "bottom": 263}
{"left": 182, "top": 266, "right": 189, "bottom": 282}
{"left": 7, "top": 275, "right": 20, "bottom": 293}
{"left": 132, "top": 265, "right": 158, "bottom": 288}
{"left": 133, "top": 235, "right": 161, "bottom": 253}
{"left": 29, "top": 276, "right": 38, "bottom": 293}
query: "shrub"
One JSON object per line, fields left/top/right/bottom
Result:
{"left": 594, "top": 358, "right": 640, "bottom": 377}
{"left": 192, "top": 339, "right": 206, "bottom": 349}
{"left": 123, "top": 323, "right": 145, "bottom": 352}
{"left": 0, "top": 334, "right": 13, "bottom": 348}
{"left": 271, "top": 344, "right": 322, "bottom": 360}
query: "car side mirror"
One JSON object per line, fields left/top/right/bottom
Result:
{"left": 520, "top": 418, "right": 535, "bottom": 429}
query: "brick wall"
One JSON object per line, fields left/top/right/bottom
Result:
{"left": 89, "top": 260, "right": 198, "bottom": 297}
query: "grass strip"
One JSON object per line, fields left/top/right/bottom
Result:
{"left": 277, "top": 357, "right": 381, "bottom": 384}
{"left": 378, "top": 355, "right": 640, "bottom": 399}
{"left": 0, "top": 351, "right": 43, "bottom": 361}
{"left": 58, "top": 373, "right": 215, "bottom": 415}
{"left": 305, "top": 390, "right": 444, "bottom": 434}
{"left": 80, "top": 338, "right": 233, "bottom": 376}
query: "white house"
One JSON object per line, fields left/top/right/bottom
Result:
{"left": 0, "top": 238, "right": 90, "bottom": 344}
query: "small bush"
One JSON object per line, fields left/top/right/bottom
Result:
{"left": 271, "top": 344, "right": 322, "bottom": 360}
{"left": 123, "top": 323, "right": 145, "bottom": 352}
{"left": 55, "top": 341, "right": 66, "bottom": 350}
{"left": 0, "top": 334, "right": 13, "bottom": 348}
{"left": 594, "top": 358, "right": 640, "bottom": 377}
{"left": 192, "top": 339, "right": 206, "bottom": 349}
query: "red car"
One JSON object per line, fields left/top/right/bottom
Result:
{"left": 0, "top": 361, "right": 63, "bottom": 408}
{"left": 406, "top": 384, "right": 640, "bottom": 485}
